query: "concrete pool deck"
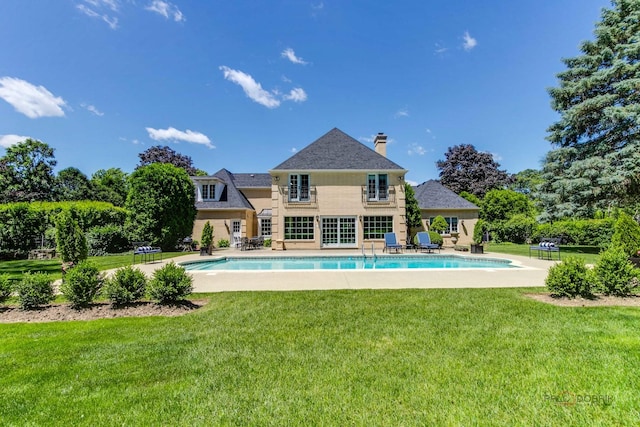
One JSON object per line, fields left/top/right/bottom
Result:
{"left": 126, "top": 247, "right": 557, "bottom": 293}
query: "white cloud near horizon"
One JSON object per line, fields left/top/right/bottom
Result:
{"left": 0, "top": 77, "right": 67, "bottom": 118}
{"left": 0, "top": 134, "right": 30, "bottom": 148}
{"left": 220, "top": 66, "right": 280, "bottom": 108}
{"left": 81, "top": 103, "right": 104, "bottom": 116}
{"left": 145, "top": 0, "right": 185, "bottom": 22}
{"left": 281, "top": 48, "right": 308, "bottom": 65}
{"left": 76, "top": 3, "right": 119, "bottom": 29}
{"left": 462, "top": 31, "right": 477, "bottom": 51}
{"left": 146, "top": 127, "right": 214, "bottom": 148}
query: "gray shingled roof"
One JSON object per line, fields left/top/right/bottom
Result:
{"left": 413, "top": 180, "right": 479, "bottom": 210}
{"left": 193, "top": 168, "right": 255, "bottom": 210}
{"left": 232, "top": 173, "right": 271, "bottom": 188}
{"left": 272, "top": 128, "right": 405, "bottom": 171}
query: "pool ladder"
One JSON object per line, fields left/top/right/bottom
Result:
{"left": 362, "top": 243, "right": 377, "bottom": 260}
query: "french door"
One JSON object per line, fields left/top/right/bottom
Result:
{"left": 321, "top": 217, "right": 357, "bottom": 248}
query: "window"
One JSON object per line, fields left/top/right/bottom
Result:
{"left": 284, "top": 216, "right": 314, "bottom": 240}
{"left": 201, "top": 184, "right": 215, "bottom": 201}
{"left": 363, "top": 216, "right": 393, "bottom": 239}
{"left": 289, "top": 174, "right": 310, "bottom": 202}
{"left": 260, "top": 218, "right": 272, "bottom": 238}
{"left": 429, "top": 216, "right": 459, "bottom": 234}
{"left": 367, "top": 174, "right": 388, "bottom": 201}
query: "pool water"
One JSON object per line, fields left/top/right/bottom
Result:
{"left": 181, "top": 255, "right": 515, "bottom": 271}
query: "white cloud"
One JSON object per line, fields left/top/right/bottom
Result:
{"left": 81, "top": 103, "right": 104, "bottom": 116}
{"left": 405, "top": 179, "right": 419, "bottom": 186}
{"left": 394, "top": 108, "right": 409, "bottom": 118}
{"left": 434, "top": 43, "right": 448, "bottom": 54}
{"left": 76, "top": 4, "right": 118, "bottom": 29}
{"left": 462, "top": 31, "right": 477, "bottom": 51}
{"left": 84, "top": 0, "right": 119, "bottom": 12}
{"left": 281, "top": 48, "right": 308, "bottom": 65}
{"left": 146, "top": 1, "right": 185, "bottom": 22}
{"left": 0, "top": 134, "right": 30, "bottom": 148}
{"left": 290, "top": 147, "right": 298, "bottom": 153}
{"left": 358, "top": 135, "right": 375, "bottom": 144}
{"left": 0, "top": 77, "right": 66, "bottom": 118}
{"left": 408, "top": 143, "right": 426, "bottom": 156}
{"left": 146, "top": 126, "right": 214, "bottom": 148}
{"left": 283, "top": 88, "right": 307, "bottom": 103}
{"left": 220, "top": 66, "right": 281, "bottom": 108}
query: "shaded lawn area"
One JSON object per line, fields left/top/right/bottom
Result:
{"left": 486, "top": 242, "right": 602, "bottom": 264}
{"left": 1, "top": 288, "right": 639, "bottom": 426}
{"left": 0, "top": 252, "right": 192, "bottom": 280}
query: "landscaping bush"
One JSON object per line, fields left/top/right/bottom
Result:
{"left": 0, "top": 274, "right": 12, "bottom": 304}
{"left": 473, "top": 219, "right": 488, "bottom": 244}
{"left": 15, "top": 272, "right": 55, "bottom": 309}
{"left": 217, "top": 239, "right": 230, "bottom": 248}
{"left": 200, "top": 221, "right": 213, "bottom": 251}
{"left": 263, "top": 238, "right": 272, "bottom": 248}
{"left": 148, "top": 262, "right": 193, "bottom": 303}
{"left": 592, "top": 246, "right": 639, "bottom": 296}
{"left": 60, "top": 261, "right": 103, "bottom": 307}
{"left": 500, "top": 214, "right": 537, "bottom": 244}
{"left": 611, "top": 212, "right": 640, "bottom": 257}
{"left": 533, "top": 218, "right": 614, "bottom": 247}
{"left": 430, "top": 216, "right": 449, "bottom": 234}
{"left": 104, "top": 265, "right": 147, "bottom": 305}
{"left": 428, "top": 231, "right": 443, "bottom": 247}
{"left": 56, "top": 210, "right": 88, "bottom": 264}
{"left": 86, "top": 225, "right": 129, "bottom": 256}
{"left": 545, "top": 256, "right": 594, "bottom": 298}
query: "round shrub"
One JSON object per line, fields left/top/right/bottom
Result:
{"left": 546, "top": 256, "right": 594, "bottom": 298}
{"left": 60, "top": 261, "right": 103, "bottom": 307}
{"left": 148, "top": 262, "right": 193, "bottom": 303}
{"left": 592, "top": 246, "right": 639, "bottom": 296}
{"left": 428, "top": 231, "right": 443, "bottom": 247}
{"left": 430, "top": 216, "right": 449, "bottom": 234}
{"left": 0, "top": 274, "right": 13, "bottom": 304}
{"left": 217, "top": 239, "right": 230, "bottom": 248}
{"left": 15, "top": 272, "right": 54, "bottom": 309}
{"left": 104, "top": 266, "right": 147, "bottom": 305}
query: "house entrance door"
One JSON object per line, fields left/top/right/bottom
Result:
{"left": 321, "top": 217, "right": 357, "bottom": 248}
{"left": 231, "top": 220, "right": 241, "bottom": 248}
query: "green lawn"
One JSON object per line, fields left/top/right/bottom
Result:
{"left": 1, "top": 288, "right": 638, "bottom": 425}
{"left": 486, "top": 242, "right": 602, "bottom": 264}
{"left": 0, "top": 252, "right": 192, "bottom": 280}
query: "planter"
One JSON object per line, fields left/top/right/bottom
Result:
{"left": 200, "top": 247, "right": 210, "bottom": 256}
{"left": 470, "top": 244, "right": 484, "bottom": 254}
{"left": 629, "top": 257, "right": 640, "bottom": 268}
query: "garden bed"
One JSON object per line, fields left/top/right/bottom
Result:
{"left": 526, "top": 293, "right": 640, "bottom": 307}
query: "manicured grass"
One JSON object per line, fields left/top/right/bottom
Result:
{"left": 1, "top": 288, "right": 638, "bottom": 425}
{"left": 0, "top": 252, "right": 192, "bottom": 280}
{"left": 487, "top": 242, "right": 602, "bottom": 264}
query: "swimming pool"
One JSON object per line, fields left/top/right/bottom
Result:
{"left": 181, "top": 255, "right": 516, "bottom": 271}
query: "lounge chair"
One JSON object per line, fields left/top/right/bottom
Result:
{"left": 383, "top": 232, "right": 403, "bottom": 253}
{"left": 416, "top": 232, "right": 440, "bottom": 253}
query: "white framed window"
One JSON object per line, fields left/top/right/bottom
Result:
{"left": 201, "top": 184, "right": 215, "bottom": 201}
{"left": 429, "top": 217, "right": 459, "bottom": 234}
{"left": 363, "top": 216, "right": 393, "bottom": 240}
{"left": 284, "top": 216, "right": 314, "bottom": 240}
{"left": 260, "top": 218, "right": 272, "bottom": 238}
{"left": 289, "top": 174, "right": 310, "bottom": 202}
{"left": 367, "top": 174, "right": 388, "bottom": 201}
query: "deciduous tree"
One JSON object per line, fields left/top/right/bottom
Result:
{"left": 90, "top": 168, "right": 128, "bottom": 206}
{"left": 55, "top": 167, "right": 93, "bottom": 201}
{"left": 0, "top": 139, "right": 57, "bottom": 203}
{"left": 137, "top": 145, "right": 197, "bottom": 176}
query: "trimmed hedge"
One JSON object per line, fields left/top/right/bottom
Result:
{"left": 86, "top": 225, "right": 129, "bottom": 256}
{"left": 533, "top": 218, "right": 614, "bottom": 247}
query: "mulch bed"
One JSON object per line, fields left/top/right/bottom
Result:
{"left": 0, "top": 300, "right": 207, "bottom": 324}
{"left": 525, "top": 293, "right": 640, "bottom": 307}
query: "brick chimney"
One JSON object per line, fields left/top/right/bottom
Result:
{"left": 374, "top": 132, "right": 387, "bottom": 157}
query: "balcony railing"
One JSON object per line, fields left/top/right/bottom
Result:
{"left": 362, "top": 185, "right": 397, "bottom": 207}
{"left": 280, "top": 185, "right": 318, "bottom": 208}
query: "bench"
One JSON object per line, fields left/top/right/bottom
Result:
{"left": 132, "top": 241, "right": 163, "bottom": 263}
{"left": 529, "top": 238, "right": 561, "bottom": 260}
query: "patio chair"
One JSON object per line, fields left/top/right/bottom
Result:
{"left": 383, "top": 232, "right": 403, "bottom": 253}
{"left": 416, "top": 232, "right": 440, "bottom": 253}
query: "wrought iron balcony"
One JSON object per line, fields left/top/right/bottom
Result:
{"left": 280, "top": 185, "right": 318, "bottom": 208}
{"left": 362, "top": 185, "right": 397, "bottom": 207}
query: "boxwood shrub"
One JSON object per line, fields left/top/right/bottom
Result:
{"left": 592, "top": 246, "right": 639, "bottom": 296}
{"left": 60, "top": 261, "right": 103, "bottom": 307}
{"left": 15, "top": 272, "right": 55, "bottom": 309}
{"left": 104, "top": 266, "right": 147, "bottom": 305}
{"left": 545, "top": 256, "right": 594, "bottom": 298}
{"left": 148, "top": 262, "right": 193, "bottom": 303}
{"left": 0, "top": 274, "right": 12, "bottom": 304}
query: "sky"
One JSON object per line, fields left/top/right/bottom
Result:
{"left": 0, "top": 0, "right": 612, "bottom": 185}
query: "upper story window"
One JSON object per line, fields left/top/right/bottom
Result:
{"left": 367, "top": 174, "right": 388, "bottom": 201}
{"left": 201, "top": 184, "right": 216, "bottom": 201}
{"left": 289, "top": 174, "right": 310, "bottom": 202}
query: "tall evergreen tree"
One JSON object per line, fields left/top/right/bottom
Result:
{"left": 541, "top": 0, "right": 640, "bottom": 219}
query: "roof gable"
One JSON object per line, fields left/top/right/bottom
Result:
{"left": 272, "top": 128, "right": 404, "bottom": 171}
{"left": 193, "top": 168, "right": 254, "bottom": 210}
{"left": 414, "top": 180, "right": 479, "bottom": 210}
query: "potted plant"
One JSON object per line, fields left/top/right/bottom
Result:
{"left": 200, "top": 221, "right": 213, "bottom": 255}
{"left": 471, "top": 220, "right": 486, "bottom": 254}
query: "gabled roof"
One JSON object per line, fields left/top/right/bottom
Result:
{"left": 193, "top": 168, "right": 255, "bottom": 210}
{"left": 413, "top": 180, "right": 479, "bottom": 210}
{"left": 272, "top": 128, "right": 405, "bottom": 171}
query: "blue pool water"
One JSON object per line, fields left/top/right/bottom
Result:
{"left": 181, "top": 255, "right": 515, "bottom": 271}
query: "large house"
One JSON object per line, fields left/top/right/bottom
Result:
{"left": 191, "top": 128, "right": 478, "bottom": 250}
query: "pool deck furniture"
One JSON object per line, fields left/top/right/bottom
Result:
{"left": 133, "top": 242, "right": 163, "bottom": 263}
{"left": 529, "top": 238, "right": 561, "bottom": 261}
{"left": 383, "top": 232, "right": 404, "bottom": 253}
{"left": 416, "top": 232, "right": 441, "bottom": 254}
{"left": 241, "top": 236, "right": 264, "bottom": 251}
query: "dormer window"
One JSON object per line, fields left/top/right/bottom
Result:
{"left": 367, "top": 174, "right": 388, "bottom": 201}
{"left": 202, "top": 184, "right": 216, "bottom": 201}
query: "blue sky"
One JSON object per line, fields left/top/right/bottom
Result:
{"left": 1, "top": 0, "right": 610, "bottom": 185}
